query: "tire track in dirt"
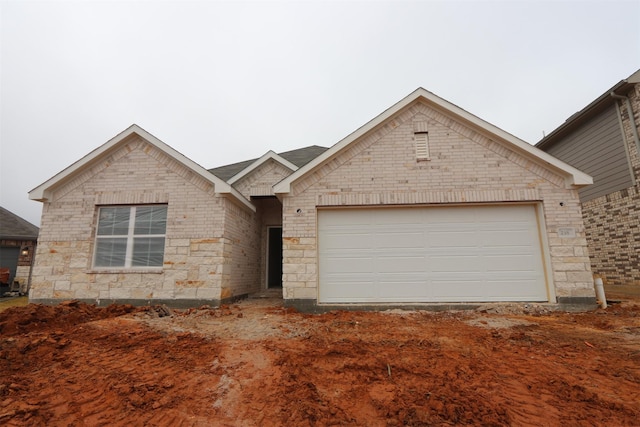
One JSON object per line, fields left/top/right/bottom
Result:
{"left": 1, "top": 300, "right": 639, "bottom": 426}
{"left": 471, "top": 312, "right": 640, "bottom": 426}
{"left": 249, "top": 309, "right": 639, "bottom": 426}
{"left": 63, "top": 319, "right": 222, "bottom": 427}
{"left": 1, "top": 314, "right": 225, "bottom": 426}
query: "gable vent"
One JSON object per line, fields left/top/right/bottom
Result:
{"left": 413, "top": 115, "right": 430, "bottom": 161}
{"left": 414, "top": 132, "right": 430, "bottom": 160}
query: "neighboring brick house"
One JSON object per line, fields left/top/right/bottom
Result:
{"left": 0, "top": 206, "right": 38, "bottom": 293}
{"left": 29, "top": 88, "right": 596, "bottom": 310}
{"left": 537, "top": 69, "right": 640, "bottom": 286}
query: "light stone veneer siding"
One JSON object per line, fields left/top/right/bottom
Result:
{"left": 281, "top": 101, "right": 594, "bottom": 304}
{"left": 582, "top": 84, "right": 640, "bottom": 285}
{"left": 29, "top": 134, "right": 259, "bottom": 306}
{"left": 222, "top": 200, "right": 261, "bottom": 299}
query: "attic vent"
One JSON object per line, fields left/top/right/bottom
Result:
{"left": 412, "top": 115, "right": 430, "bottom": 161}
{"left": 414, "top": 132, "right": 430, "bottom": 160}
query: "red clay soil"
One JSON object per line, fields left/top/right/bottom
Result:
{"left": 0, "top": 298, "right": 639, "bottom": 426}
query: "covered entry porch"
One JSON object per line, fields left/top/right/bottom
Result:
{"left": 252, "top": 196, "right": 283, "bottom": 295}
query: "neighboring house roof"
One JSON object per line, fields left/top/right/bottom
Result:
{"left": 536, "top": 69, "right": 640, "bottom": 149}
{"left": 28, "top": 124, "right": 256, "bottom": 212}
{"left": 0, "top": 206, "right": 39, "bottom": 240}
{"left": 209, "top": 145, "right": 328, "bottom": 181}
{"left": 274, "top": 87, "right": 593, "bottom": 194}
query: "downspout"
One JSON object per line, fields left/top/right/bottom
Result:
{"left": 611, "top": 91, "right": 640, "bottom": 154}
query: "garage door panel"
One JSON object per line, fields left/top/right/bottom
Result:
{"left": 323, "top": 256, "right": 374, "bottom": 274}
{"left": 430, "top": 280, "right": 486, "bottom": 300}
{"left": 322, "top": 211, "right": 372, "bottom": 226}
{"left": 430, "top": 279, "right": 542, "bottom": 301}
{"left": 320, "top": 281, "right": 374, "bottom": 302}
{"left": 429, "top": 230, "right": 480, "bottom": 247}
{"left": 429, "top": 256, "right": 482, "bottom": 273}
{"left": 377, "top": 272, "right": 430, "bottom": 282}
{"left": 376, "top": 232, "right": 426, "bottom": 249}
{"left": 318, "top": 205, "right": 548, "bottom": 303}
{"left": 480, "top": 281, "right": 544, "bottom": 300}
{"left": 481, "top": 245, "right": 537, "bottom": 255}
{"left": 427, "top": 208, "right": 474, "bottom": 222}
{"left": 479, "top": 230, "right": 537, "bottom": 246}
{"left": 377, "top": 256, "right": 426, "bottom": 272}
{"left": 324, "top": 274, "right": 375, "bottom": 284}
{"left": 483, "top": 254, "right": 539, "bottom": 271}
{"left": 322, "top": 232, "right": 374, "bottom": 249}
{"left": 379, "top": 287, "right": 431, "bottom": 300}
{"left": 374, "top": 209, "right": 423, "bottom": 224}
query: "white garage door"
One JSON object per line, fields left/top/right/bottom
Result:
{"left": 318, "top": 205, "right": 548, "bottom": 303}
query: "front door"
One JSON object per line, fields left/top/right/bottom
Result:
{"left": 267, "top": 227, "right": 282, "bottom": 288}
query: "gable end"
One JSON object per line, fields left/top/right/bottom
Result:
{"left": 274, "top": 88, "right": 592, "bottom": 195}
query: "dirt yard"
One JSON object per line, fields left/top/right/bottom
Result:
{"left": 0, "top": 297, "right": 639, "bottom": 426}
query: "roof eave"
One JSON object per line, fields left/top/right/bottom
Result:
{"left": 228, "top": 150, "right": 298, "bottom": 185}
{"left": 274, "top": 88, "right": 429, "bottom": 194}
{"left": 467, "top": 116, "right": 595, "bottom": 188}
{"left": 0, "top": 235, "right": 39, "bottom": 241}
{"left": 219, "top": 190, "right": 257, "bottom": 212}
{"left": 28, "top": 124, "right": 256, "bottom": 212}
{"left": 537, "top": 69, "right": 640, "bottom": 149}
{"left": 274, "top": 87, "right": 591, "bottom": 194}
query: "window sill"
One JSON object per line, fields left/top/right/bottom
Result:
{"left": 87, "top": 268, "right": 164, "bottom": 274}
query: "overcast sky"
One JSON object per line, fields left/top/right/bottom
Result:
{"left": 1, "top": 0, "right": 639, "bottom": 227}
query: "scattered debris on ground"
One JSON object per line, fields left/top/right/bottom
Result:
{"left": 1, "top": 298, "right": 639, "bottom": 426}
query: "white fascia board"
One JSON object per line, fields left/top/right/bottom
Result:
{"left": 273, "top": 88, "right": 592, "bottom": 193}
{"left": 228, "top": 150, "right": 298, "bottom": 185}
{"left": 274, "top": 89, "right": 425, "bottom": 194}
{"left": 132, "top": 127, "right": 255, "bottom": 210}
{"left": 438, "top": 94, "right": 593, "bottom": 187}
{"left": 28, "top": 126, "right": 147, "bottom": 201}
{"left": 29, "top": 124, "right": 256, "bottom": 211}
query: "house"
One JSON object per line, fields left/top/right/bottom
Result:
{"left": 537, "top": 69, "right": 640, "bottom": 286}
{"left": 28, "top": 88, "right": 596, "bottom": 310}
{"left": 0, "top": 206, "right": 39, "bottom": 294}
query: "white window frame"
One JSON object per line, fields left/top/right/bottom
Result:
{"left": 93, "top": 205, "right": 167, "bottom": 270}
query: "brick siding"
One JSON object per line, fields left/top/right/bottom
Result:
{"left": 282, "top": 101, "right": 593, "bottom": 302}
{"left": 233, "top": 159, "right": 293, "bottom": 198}
{"left": 583, "top": 83, "right": 640, "bottom": 285}
{"left": 29, "top": 135, "right": 258, "bottom": 304}
{"left": 232, "top": 159, "right": 288, "bottom": 290}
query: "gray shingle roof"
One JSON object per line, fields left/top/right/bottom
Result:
{"left": 208, "top": 159, "right": 256, "bottom": 182}
{"left": 208, "top": 145, "right": 328, "bottom": 182}
{"left": 0, "top": 206, "right": 39, "bottom": 240}
{"left": 278, "top": 145, "right": 329, "bottom": 168}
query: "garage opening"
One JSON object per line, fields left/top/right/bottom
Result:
{"left": 318, "top": 204, "right": 549, "bottom": 303}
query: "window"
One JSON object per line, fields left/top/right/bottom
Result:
{"left": 94, "top": 205, "right": 167, "bottom": 268}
